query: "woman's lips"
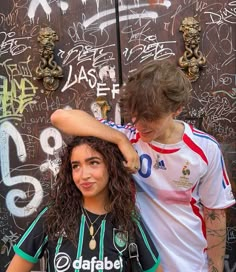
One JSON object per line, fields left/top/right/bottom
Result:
{"left": 80, "top": 182, "right": 94, "bottom": 189}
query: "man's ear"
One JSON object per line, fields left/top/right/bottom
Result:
{"left": 174, "top": 107, "right": 183, "bottom": 118}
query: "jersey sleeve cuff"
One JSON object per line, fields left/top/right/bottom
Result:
{"left": 144, "top": 256, "right": 161, "bottom": 272}
{"left": 13, "top": 245, "right": 39, "bottom": 264}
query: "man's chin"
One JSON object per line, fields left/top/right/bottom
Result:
{"left": 140, "top": 135, "right": 153, "bottom": 143}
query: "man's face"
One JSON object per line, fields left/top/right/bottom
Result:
{"left": 132, "top": 113, "right": 174, "bottom": 143}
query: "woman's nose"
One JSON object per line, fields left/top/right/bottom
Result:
{"left": 80, "top": 166, "right": 91, "bottom": 179}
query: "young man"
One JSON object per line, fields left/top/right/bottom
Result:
{"left": 50, "top": 59, "right": 235, "bottom": 272}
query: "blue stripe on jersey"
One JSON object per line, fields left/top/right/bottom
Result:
{"left": 34, "top": 235, "right": 48, "bottom": 258}
{"left": 55, "top": 236, "right": 63, "bottom": 254}
{"left": 194, "top": 130, "right": 230, "bottom": 189}
{"left": 17, "top": 207, "right": 48, "bottom": 248}
{"left": 221, "top": 156, "right": 230, "bottom": 188}
{"left": 101, "top": 119, "right": 136, "bottom": 133}
{"left": 135, "top": 219, "right": 158, "bottom": 263}
{"left": 222, "top": 180, "right": 226, "bottom": 189}
{"left": 192, "top": 130, "right": 219, "bottom": 147}
{"left": 98, "top": 220, "right": 106, "bottom": 272}
{"left": 75, "top": 214, "right": 85, "bottom": 272}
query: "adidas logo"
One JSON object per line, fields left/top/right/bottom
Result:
{"left": 154, "top": 160, "right": 166, "bottom": 170}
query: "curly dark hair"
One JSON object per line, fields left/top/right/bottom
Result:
{"left": 44, "top": 136, "right": 138, "bottom": 244}
{"left": 120, "top": 59, "right": 192, "bottom": 122}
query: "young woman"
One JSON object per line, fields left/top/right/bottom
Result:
{"left": 7, "top": 136, "right": 162, "bottom": 272}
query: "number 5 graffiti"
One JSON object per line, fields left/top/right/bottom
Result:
{"left": 0, "top": 121, "right": 43, "bottom": 217}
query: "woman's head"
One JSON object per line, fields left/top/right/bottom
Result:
{"left": 63, "top": 137, "right": 133, "bottom": 205}
{"left": 46, "top": 136, "right": 137, "bottom": 242}
{"left": 71, "top": 143, "right": 110, "bottom": 204}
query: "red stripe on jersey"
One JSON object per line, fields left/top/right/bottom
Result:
{"left": 190, "top": 198, "right": 206, "bottom": 240}
{"left": 192, "top": 127, "right": 217, "bottom": 141}
{"left": 220, "top": 157, "right": 230, "bottom": 186}
{"left": 130, "top": 132, "right": 141, "bottom": 143}
{"left": 223, "top": 168, "right": 229, "bottom": 186}
{"left": 148, "top": 143, "right": 180, "bottom": 154}
{"left": 183, "top": 134, "right": 208, "bottom": 165}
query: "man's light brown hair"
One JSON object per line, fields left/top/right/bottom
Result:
{"left": 120, "top": 59, "right": 192, "bottom": 122}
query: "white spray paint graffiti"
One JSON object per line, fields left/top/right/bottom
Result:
{"left": 61, "top": 65, "right": 97, "bottom": 92}
{"left": 99, "top": 65, "right": 116, "bottom": 82}
{"left": 57, "top": 0, "right": 69, "bottom": 14}
{"left": 100, "top": 11, "right": 158, "bottom": 31}
{"left": 61, "top": 65, "right": 120, "bottom": 99}
{"left": 224, "top": 254, "right": 236, "bottom": 272}
{"left": 0, "top": 121, "right": 43, "bottom": 217}
{"left": 28, "top": 0, "right": 52, "bottom": 22}
{"left": 39, "top": 127, "right": 63, "bottom": 177}
{"left": 0, "top": 123, "right": 65, "bottom": 217}
{"left": 1, "top": 231, "right": 20, "bottom": 256}
{"left": 114, "top": 103, "right": 121, "bottom": 124}
{"left": 82, "top": 1, "right": 171, "bottom": 30}
{"left": 27, "top": 0, "right": 69, "bottom": 21}
{"left": 40, "top": 127, "right": 63, "bottom": 156}
{"left": 90, "top": 102, "right": 103, "bottom": 119}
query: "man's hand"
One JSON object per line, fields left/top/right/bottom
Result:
{"left": 117, "top": 136, "right": 140, "bottom": 173}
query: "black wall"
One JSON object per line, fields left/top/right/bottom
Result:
{"left": 0, "top": 1, "right": 235, "bottom": 271}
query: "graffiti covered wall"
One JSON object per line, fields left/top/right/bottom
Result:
{"left": 0, "top": 0, "right": 235, "bottom": 271}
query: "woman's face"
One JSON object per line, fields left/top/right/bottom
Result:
{"left": 70, "top": 144, "right": 109, "bottom": 202}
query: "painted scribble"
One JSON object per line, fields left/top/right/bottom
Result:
{"left": 0, "top": 1, "right": 235, "bottom": 271}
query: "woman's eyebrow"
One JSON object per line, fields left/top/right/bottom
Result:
{"left": 71, "top": 156, "right": 102, "bottom": 164}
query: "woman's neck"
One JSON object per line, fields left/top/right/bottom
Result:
{"left": 83, "top": 198, "right": 110, "bottom": 215}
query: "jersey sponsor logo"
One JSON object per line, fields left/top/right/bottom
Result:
{"left": 54, "top": 252, "right": 71, "bottom": 272}
{"left": 54, "top": 253, "right": 123, "bottom": 271}
{"left": 73, "top": 256, "right": 123, "bottom": 271}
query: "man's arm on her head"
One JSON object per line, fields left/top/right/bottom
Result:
{"left": 203, "top": 207, "right": 226, "bottom": 272}
{"left": 51, "top": 109, "right": 140, "bottom": 171}
{"left": 6, "top": 254, "right": 34, "bottom": 272}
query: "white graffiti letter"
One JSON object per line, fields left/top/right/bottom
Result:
{"left": 0, "top": 121, "right": 43, "bottom": 217}
{"left": 28, "top": 0, "right": 52, "bottom": 20}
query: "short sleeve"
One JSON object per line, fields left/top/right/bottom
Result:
{"left": 99, "top": 119, "right": 138, "bottom": 141}
{"left": 198, "top": 142, "right": 235, "bottom": 209}
{"left": 134, "top": 217, "right": 161, "bottom": 271}
{"left": 14, "top": 207, "right": 48, "bottom": 263}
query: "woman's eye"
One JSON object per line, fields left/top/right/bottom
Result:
{"left": 72, "top": 164, "right": 79, "bottom": 170}
{"left": 90, "top": 160, "right": 99, "bottom": 166}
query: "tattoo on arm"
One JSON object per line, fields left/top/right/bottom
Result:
{"left": 205, "top": 209, "right": 226, "bottom": 223}
{"left": 204, "top": 208, "right": 226, "bottom": 272}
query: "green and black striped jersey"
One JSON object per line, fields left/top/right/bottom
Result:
{"left": 13, "top": 207, "right": 160, "bottom": 271}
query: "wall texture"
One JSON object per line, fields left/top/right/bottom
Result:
{"left": 0, "top": 0, "right": 235, "bottom": 271}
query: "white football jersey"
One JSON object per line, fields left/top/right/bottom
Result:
{"left": 101, "top": 119, "right": 235, "bottom": 272}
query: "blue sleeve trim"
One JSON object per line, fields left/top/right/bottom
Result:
{"left": 13, "top": 245, "right": 39, "bottom": 264}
